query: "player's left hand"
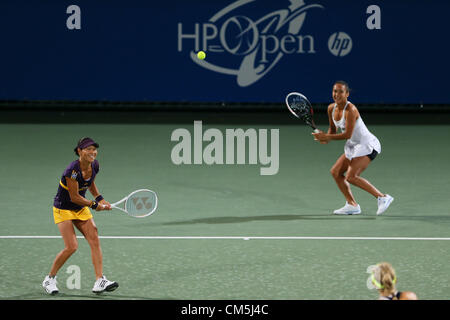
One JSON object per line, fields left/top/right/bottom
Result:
{"left": 312, "top": 131, "right": 329, "bottom": 143}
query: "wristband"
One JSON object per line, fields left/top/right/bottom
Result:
{"left": 95, "top": 195, "right": 104, "bottom": 202}
{"left": 90, "top": 200, "right": 99, "bottom": 209}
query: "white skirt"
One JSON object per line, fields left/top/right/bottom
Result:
{"left": 344, "top": 137, "right": 381, "bottom": 161}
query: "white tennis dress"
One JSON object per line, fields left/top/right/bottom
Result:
{"left": 332, "top": 101, "right": 381, "bottom": 160}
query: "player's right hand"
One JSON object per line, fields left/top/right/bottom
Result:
{"left": 96, "top": 203, "right": 112, "bottom": 211}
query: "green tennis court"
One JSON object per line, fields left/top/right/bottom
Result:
{"left": 1, "top": 116, "right": 449, "bottom": 300}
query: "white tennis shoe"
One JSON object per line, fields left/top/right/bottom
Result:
{"left": 42, "top": 275, "right": 59, "bottom": 295}
{"left": 92, "top": 275, "right": 119, "bottom": 293}
{"left": 333, "top": 202, "right": 361, "bottom": 215}
{"left": 377, "top": 194, "right": 394, "bottom": 215}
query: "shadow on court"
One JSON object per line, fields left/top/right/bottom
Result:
{"left": 3, "top": 291, "right": 176, "bottom": 300}
{"left": 161, "top": 214, "right": 375, "bottom": 225}
{"left": 381, "top": 215, "right": 450, "bottom": 224}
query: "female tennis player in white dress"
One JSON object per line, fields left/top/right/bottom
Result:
{"left": 312, "top": 81, "right": 393, "bottom": 215}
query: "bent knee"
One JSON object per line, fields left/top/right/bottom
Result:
{"left": 345, "top": 175, "right": 358, "bottom": 184}
{"left": 65, "top": 243, "right": 78, "bottom": 254}
{"left": 330, "top": 168, "right": 343, "bottom": 179}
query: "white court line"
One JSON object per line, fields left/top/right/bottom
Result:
{"left": 0, "top": 235, "right": 450, "bottom": 241}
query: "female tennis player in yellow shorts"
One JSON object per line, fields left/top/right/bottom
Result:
{"left": 42, "top": 137, "right": 118, "bottom": 294}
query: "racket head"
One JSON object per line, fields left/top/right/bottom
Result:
{"left": 285, "top": 92, "right": 318, "bottom": 130}
{"left": 123, "top": 189, "right": 158, "bottom": 218}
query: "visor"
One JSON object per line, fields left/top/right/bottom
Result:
{"left": 74, "top": 137, "right": 99, "bottom": 153}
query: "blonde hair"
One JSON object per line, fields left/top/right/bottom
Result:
{"left": 371, "top": 262, "right": 418, "bottom": 300}
{"left": 377, "top": 262, "right": 397, "bottom": 297}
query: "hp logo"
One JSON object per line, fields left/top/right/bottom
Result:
{"left": 328, "top": 32, "right": 352, "bottom": 57}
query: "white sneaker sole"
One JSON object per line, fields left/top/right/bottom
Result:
{"left": 43, "top": 287, "right": 58, "bottom": 295}
{"left": 92, "top": 282, "right": 119, "bottom": 294}
{"left": 333, "top": 210, "right": 361, "bottom": 215}
{"left": 377, "top": 197, "right": 394, "bottom": 215}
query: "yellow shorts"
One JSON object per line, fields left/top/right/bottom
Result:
{"left": 53, "top": 206, "right": 93, "bottom": 224}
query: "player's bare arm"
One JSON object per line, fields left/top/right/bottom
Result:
{"left": 314, "top": 104, "right": 358, "bottom": 142}
{"left": 327, "top": 103, "right": 337, "bottom": 134}
{"left": 67, "top": 178, "right": 106, "bottom": 211}
{"left": 327, "top": 103, "right": 358, "bottom": 140}
{"left": 88, "top": 181, "right": 111, "bottom": 209}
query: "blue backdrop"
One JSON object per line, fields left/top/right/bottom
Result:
{"left": 0, "top": 0, "right": 448, "bottom": 104}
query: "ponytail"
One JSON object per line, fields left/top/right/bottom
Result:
{"left": 378, "top": 263, "right": 397, "bottom": 296}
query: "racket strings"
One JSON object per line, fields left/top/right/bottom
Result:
{"left": 286, "top": 92, "right": 317, "bottom": 131}
{"left": 291, "top": 102, "right": 312, "bottom": 123}
{"left": 126, "top": 191, "right": 157, "bottom": 217}
{"left": 288, "top": 96, "right": 309, "bottom": 114}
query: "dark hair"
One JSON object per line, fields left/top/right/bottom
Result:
{"left": 74, "top": 137, "right": 85, "bottom": 156}
{"left": 334, "top": 80, "right": 350, "bottom": 93}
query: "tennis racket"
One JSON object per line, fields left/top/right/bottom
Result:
{"left": 109, "top": 189, "right": 158, "bottom": 218}
{"left": 285, "top": 92, "right": 320, "bottom": 133}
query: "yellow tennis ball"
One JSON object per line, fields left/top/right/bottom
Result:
{"left": 197, "top": 51, "right": 206, "bottom": 60}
